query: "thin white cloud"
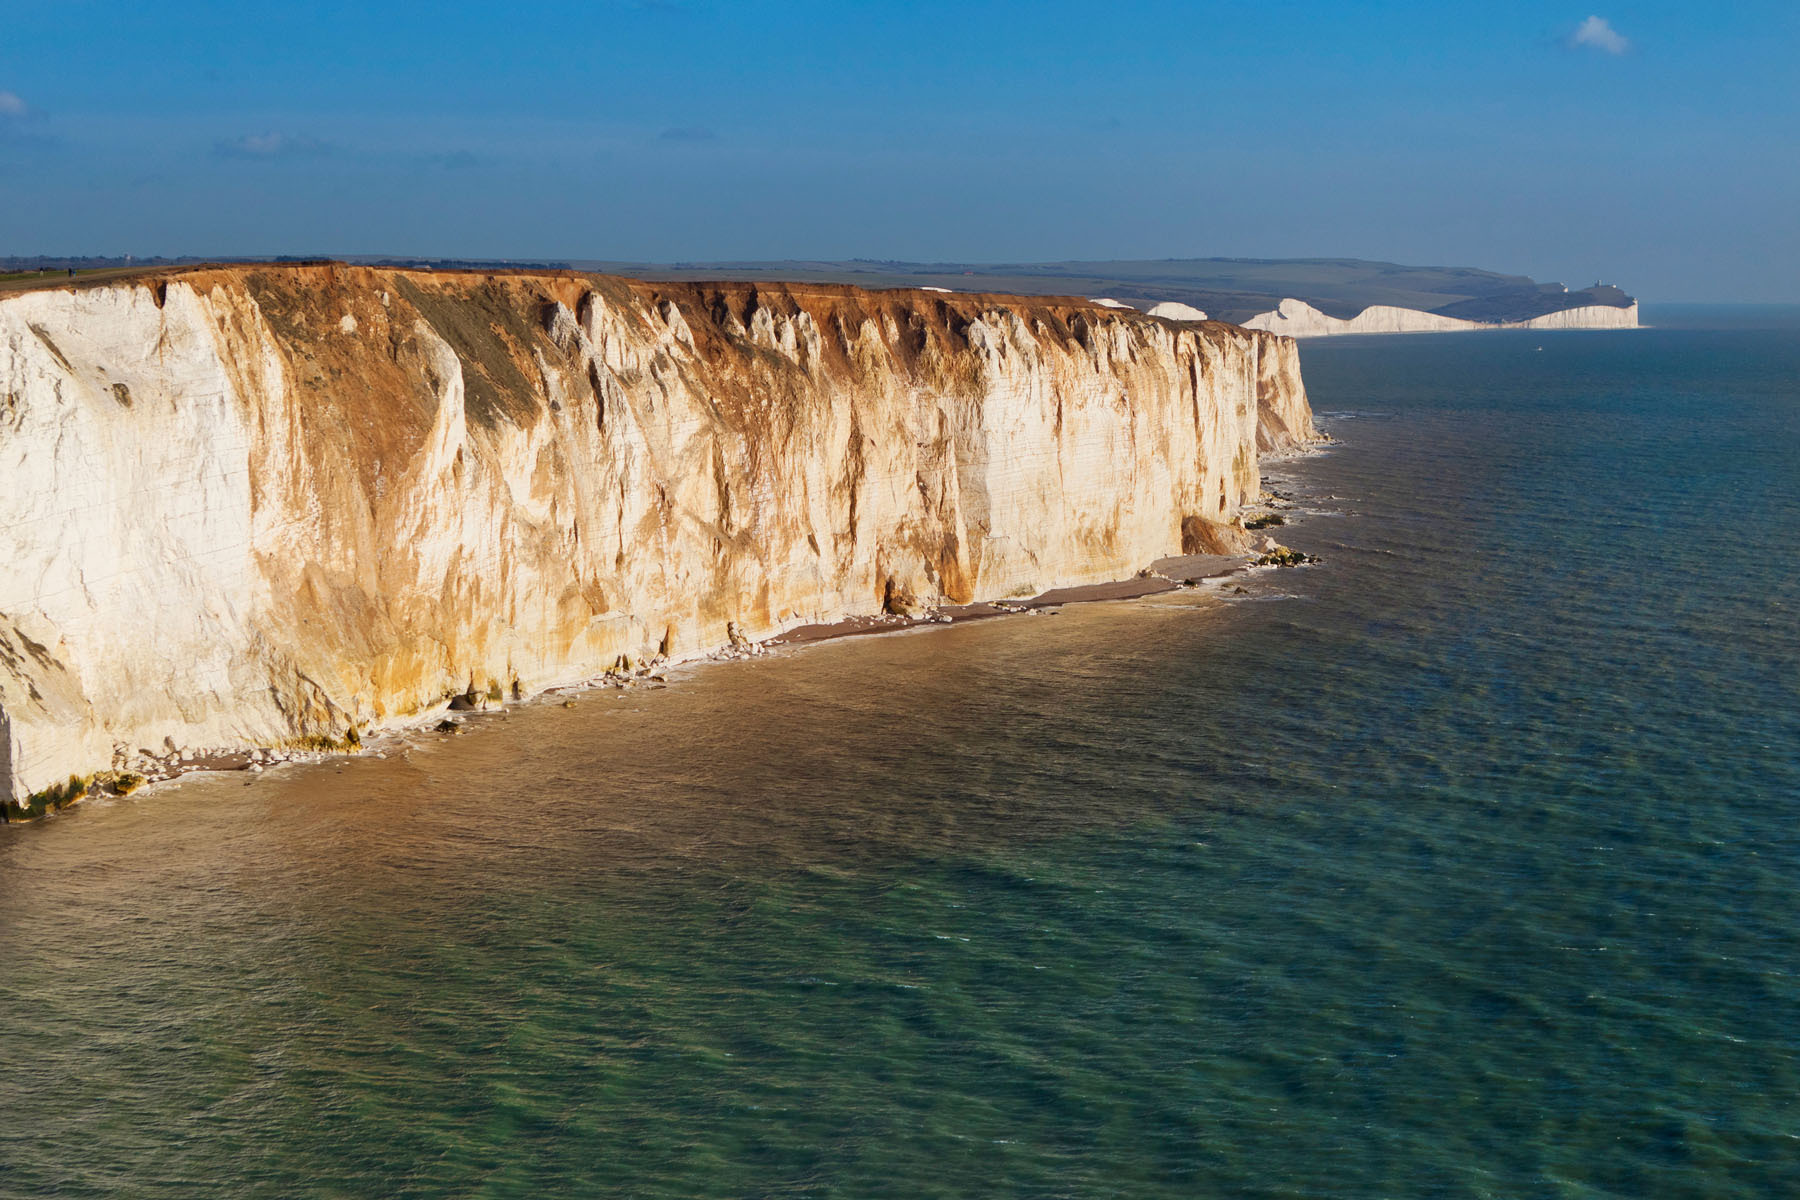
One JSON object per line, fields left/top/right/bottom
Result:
{"left": 428, "top": 149, "right": 480, "bottom": 170}
{"left": 214, "top": 132, "right": 331, "bottom": 159}
{"left": 0, "top": 90, "right": 28, "bottom": 117}
{"left": 1570, "top": 15, "right": 1629, "bottom": 55}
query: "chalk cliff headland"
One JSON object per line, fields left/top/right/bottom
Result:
{"left": 0, "top": 266, "right": 1316, "bottom": 815}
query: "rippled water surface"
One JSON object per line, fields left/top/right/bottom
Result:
{"left": 4, "top": 320, "right": 1798, "bottom": 1197}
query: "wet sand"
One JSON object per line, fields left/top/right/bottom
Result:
{"left": 772, "top": 554, "right": 1244, "bottom": 647}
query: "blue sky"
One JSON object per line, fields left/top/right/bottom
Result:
{"left": 2, "top": 1, "right": 1795, "bottom": 300}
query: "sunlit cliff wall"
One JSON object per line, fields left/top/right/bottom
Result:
{"left": 0, "top": 266, "right": 1315, "bottom": 803}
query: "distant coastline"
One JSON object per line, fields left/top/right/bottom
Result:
{"left": 1241, "top": 297, "right": 1640, "bottom": 338}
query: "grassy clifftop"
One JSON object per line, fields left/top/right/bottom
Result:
{"left": 1, "top": 256, "right": 1636, "bottom": 326}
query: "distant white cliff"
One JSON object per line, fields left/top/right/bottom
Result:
{"left": 1241, "top": 297, "right": 1640, "bottom": 337}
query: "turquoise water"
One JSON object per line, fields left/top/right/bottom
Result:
{"left": 3, "top": 320, "right": 1798, "bottom": 1197}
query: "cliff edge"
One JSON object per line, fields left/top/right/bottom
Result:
{"left": 0, "top": 265, "right": 1316, "bottom": 811}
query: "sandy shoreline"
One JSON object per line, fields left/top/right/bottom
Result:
{"left": 770, "top": 553, "right": 1245, "bottom": 647}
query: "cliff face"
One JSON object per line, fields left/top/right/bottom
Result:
{"left": 0, "top": 266, "right": 1314, "bottom": 805}
{"left": 1244, "top": 297, "right": 1640, "bottom": 337}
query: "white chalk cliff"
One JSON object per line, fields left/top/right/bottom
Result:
{"left": 0, "top": 267, "right": 1317, "bottom": 810}
{"left": 1242, "top": 297, "right": 1640, "bottom": 337}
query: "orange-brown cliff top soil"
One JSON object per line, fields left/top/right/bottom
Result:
{"left": 6, "top": 259, "right": 1242, "bottom": 335}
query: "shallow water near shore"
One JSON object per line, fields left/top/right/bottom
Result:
{"left": 4, "top": 319, "right": 1799, "bottom": 1197}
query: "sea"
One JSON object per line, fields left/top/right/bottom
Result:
{"left": 3, "top": 306, "right": 1797, "bottom": 1198}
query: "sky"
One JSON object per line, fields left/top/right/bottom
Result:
{"left": 2, "top": 1, "right": 1796, "bottom": 301}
